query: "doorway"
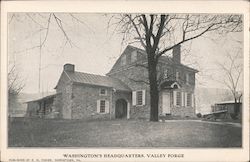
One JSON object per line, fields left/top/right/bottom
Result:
{"left": 162, "top": 91, "right": 171, "bottom": 114}
{"left": 115, "top": 99, "right": 127, "bottom": 118}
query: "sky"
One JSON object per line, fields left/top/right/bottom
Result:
{"left": 8, "top": 13, "right": 243, "bottom": 94}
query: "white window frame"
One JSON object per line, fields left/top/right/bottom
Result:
{"left": 176, "top": 91, "right": 182, "bottom": 107}
{"left": 97, "top": 99, "right": 110, "bottom": 114}
{"left": 186, "top": 93, "right": 192, "bottom": 107}
{"left": 132, "top": 90, "right": 146, "bottom": 106}
{"left": 100, "top": 100, "right": 106, "bottom": 113}
{"left": 99, "top": 88, "right": 107, "bottom": 96}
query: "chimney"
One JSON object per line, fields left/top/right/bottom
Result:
{"left": 172, "top": 44, "right": 181, "bottom": 63}
{"left": 64, "top": 63, "right": 75, "bottom": 72}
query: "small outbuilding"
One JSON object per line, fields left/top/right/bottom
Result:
{"left": 212, "top": 101, "right": 242, "bottom": 120}
{"left": 26, "top": 92, "right": 61, "bottom": 118}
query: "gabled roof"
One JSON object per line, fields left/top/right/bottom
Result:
{"left": 108, "top": 45, "right": 198, "bottom": 74}
{"left": 65, "top": 71, "right": 131, "bottom": 92}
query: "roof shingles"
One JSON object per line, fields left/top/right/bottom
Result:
{"left": 66, "top": 71, "right": 131, "bottom": 92}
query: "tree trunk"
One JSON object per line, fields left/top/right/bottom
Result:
{"left": 147, "top": 51, "right": 159, "bottom": 121}
{"left": 233, "top": 98, "right": 239, "bottom": 119}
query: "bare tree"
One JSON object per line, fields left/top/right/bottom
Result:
{"left": 109, "top": 14, "right": 242, "bottom": 121}
{"left": 216, "top": 49, "right": 243, "bottom": 117}
{"left": 8, "top": 64, "right": 25, "bottom": 95}
{"left": 9, "top": 13, "right": 242, "bottom": 121}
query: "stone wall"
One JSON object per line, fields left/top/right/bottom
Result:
{"left": 108, "top": 56, "right": 196, "bottom": 119}
{"left": 55, "top": 72, "right": 72, "bottom": 119}
{"left": 108, "top": 66, "right": 151, "bottom": 119}
{"left": 71, "top": 83, "right": 113, "bottom": 120}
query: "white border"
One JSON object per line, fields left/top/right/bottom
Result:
{"left": 1, "top": 1, "right": 249, "bottom": 162}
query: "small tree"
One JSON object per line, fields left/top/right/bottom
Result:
{"left": 8, "top": 64, "right": 25, "bottom": 96}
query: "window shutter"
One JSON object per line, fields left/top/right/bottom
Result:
{"left": 185, "top": 93, "right": 188, "bottom": 107}
{"left": 191, "top": 93, "right": 194, "bottom": 107}
{"left": 142, "top": 90, "right": 146, "bottom": 105}
{"left": 97, "top": 100, "right": 100, "bottom": 113}
{"left": 105, "top": 100, "right": 109, "bottom": 113}
{"left": 132, "top": 91, "right": 137, "bottom": 106}
{"left": 173, "top": 91, "right": 177, "bottom": 106}
{"left": 181, "top": 92, "right": 185, "bottom": 107}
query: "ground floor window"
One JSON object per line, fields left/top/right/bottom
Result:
{"left": 132, "top": 90, "right": 146, "bottom": 106}
{"left": 136, "top": 91, "right": 143, "bottom": 105}
{"left": 100, "top": 100, "right": 106, "bottom": 113}
{"left": 97, "top": 100, "right": 109, "bottom": 113}
{"left": 174, "top": 91, "right": 194, "bottom": 107}
{"left": 176, "top": 92, "right": 181, "bottom": 106}
{"left": 187, "top": 93, "right": 192, "bottom": 107}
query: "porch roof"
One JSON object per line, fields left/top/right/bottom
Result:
{"left": 160, "top": 80, "right": 181, "bottom": 89}
{"left": 25, "top": 92, "right": 59, "bottom": 103}
{"left": 66, "top": 71, "right": 132, "bottom": 92}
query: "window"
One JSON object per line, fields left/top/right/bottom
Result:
{"left": 121, "top": 55, "right": 126, "bottom": 65}
{"left": 176, "top": 92, "right": 181, "bottom": 106}
{"left": 176, "top": 71, "right": 180, "bottom": 81}
{"left": 187, "top": 93, "right": 192, "bottom": 106}
{"left": 163, "top": 69, "right": 168, "bottom": 79}
{"left": 100, "top": 88, "right": 107, "bottom": 95}
{"left": 137, "top": 91, "right": 143, "bottom": 105}
{"left": 97, "top": 100, "right": 109, "bottom": 113}
{"left": 131, "top": 50, "right": 137, "bottom": 62}
{"left": 100, "top": 100, "right": 106, "bottom": 113}
{"left": 132, "top": 90, "right": 146, "bottom": 106}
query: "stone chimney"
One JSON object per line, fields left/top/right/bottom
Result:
{"left": 64, "top": 63, "right": 75, "bottom": 72}
{"left": 173, "top": 44, "right": 181, "bottom": 63}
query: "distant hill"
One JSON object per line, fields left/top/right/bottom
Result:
{"left": 195, "top": 87, "right": 233, "bottom": 115}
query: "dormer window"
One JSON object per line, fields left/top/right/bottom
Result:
{"left": 131, "top": 50, "right": 137, "bottom": 62}
{"left": 121, "top": 55, "right": 126, "bottom": 66}
{"left": 100, "top": 88, "right": 107, "bottom": 96}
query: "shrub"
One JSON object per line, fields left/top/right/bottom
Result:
{"left": 196, "top": 113, "right": 202, "bottom": 118}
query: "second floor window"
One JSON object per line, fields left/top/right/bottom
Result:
{"left": 163, "top": 69, "right": 168, "bottom": 79}
{"left": 100, "top": 88, "right": 107, "bottom": 95}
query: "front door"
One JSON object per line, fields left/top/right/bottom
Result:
{"left": 162, "top": 92, "right": 171, "bottom": 114}
{"left": 115, "top": 99, "right": 127, "bottom": 118}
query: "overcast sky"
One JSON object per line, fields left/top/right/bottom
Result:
{"left": 8, "top": 13, "right": 243, "bottom": 94}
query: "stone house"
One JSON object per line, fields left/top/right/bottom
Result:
{"left": 26, "top": 45, "right": 198, "bottom": 119}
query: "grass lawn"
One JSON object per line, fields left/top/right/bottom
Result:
{"left": 8, "top": 118, "right": 242, "bottom": 147}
